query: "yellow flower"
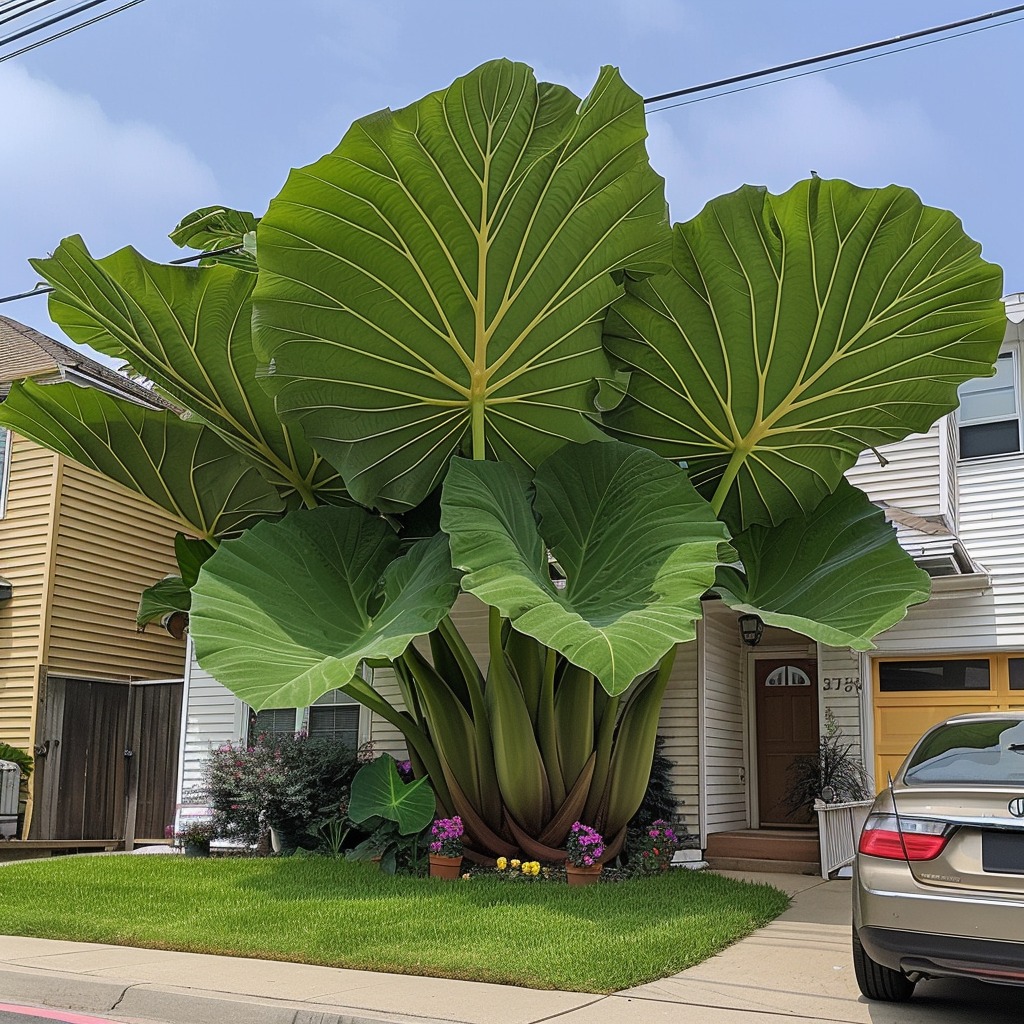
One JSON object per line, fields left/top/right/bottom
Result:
{"left": 461, "top": 872, "right": 472, "bottom": 880}
{"left": 510, "top": 858, "right": 521, "bottom": 868}
{"left": 525, "top": 861, "right": 540, "bottom": 875}
{"left": 496, "top": 857, "right": 507, "bottom": 871}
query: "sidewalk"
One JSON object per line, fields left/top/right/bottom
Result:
{"left": 0, "top": 872, "right": 1019, "bottom": 1024}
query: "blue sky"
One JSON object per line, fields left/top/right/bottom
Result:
{"left": 2, "top": 1, "right": 1021, "bottom": 356}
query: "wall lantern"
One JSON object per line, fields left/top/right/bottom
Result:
{"left": 738, "top": 613, "right": 764, "bottom": 647}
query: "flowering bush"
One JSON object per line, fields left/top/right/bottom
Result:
{"left": 630, "top": 818, "right": 680, "bottom": 874}
{"left": 565, "top": 821, "right": 604, "bottom": 867}
{"left": 200, "top": 733, "right": 360, "bottom": 847}
{"left": 175, "top": 819, "right": 216, "bottom": 847}
{"left": 429, "top": 815, "right": 464, "bottom": 857}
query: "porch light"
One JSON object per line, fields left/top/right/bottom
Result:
{"left": 738, "top": 614, "right": 764, "bottom": 647}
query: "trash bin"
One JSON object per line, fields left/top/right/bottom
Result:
{"left": 0, "top": 760, "right": 21, "bottom": 838}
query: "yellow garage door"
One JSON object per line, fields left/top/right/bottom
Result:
{"left": 873, "top": 654, "right": 1024, "bottom": 788}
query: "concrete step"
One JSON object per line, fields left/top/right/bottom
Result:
{"left": 705, "top": 855, "right": 821, "bottom": 875}
{"left": 705, "top": 829, "right": 818, "bottom": 863}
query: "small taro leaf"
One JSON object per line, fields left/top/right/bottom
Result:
{"left": 0, "top": 379, "right": 285, "bottom": 539}
{"left": 441, "top": 440, "right": 728, "bottom": 695}
{"left": 189, "top": 506, "right": 461, "bottom": 711}
{"left": 175, "top": 534, "right": 215, "bottom": 588}
{"left": 602, "top": 178, "right": 1005, "bottom": 531}
{"left": 714, "top": 479, "right": 930, "bottom": 651}
{"left": 169, "top": 205, "right": 260, "bottom": 251}
{"left": 32, "top": 235, "right": 346, "bottom": 506}
{"left": 348, "top": 756, "right": 436, "bottom": 835}
{"left": 136, "top": 576, "right": 191, "bottom": 630}
{"left": 254, "top": 59, "right": 670, "bottom": 512}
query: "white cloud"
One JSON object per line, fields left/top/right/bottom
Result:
{"left": 0, "top": 64, "right": 218, "bottom": 355}
{"left": 646, "top": 76, "right": 940, "bottom": 223}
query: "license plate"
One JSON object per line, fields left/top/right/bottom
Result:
{"left": 982, "top": 832, "right": 1024, "bottom": 874}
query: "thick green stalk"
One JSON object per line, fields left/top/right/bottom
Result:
{"left": 536, "top": 648, "right": 565, "bottom": 807}
{"left": 582, "top": 690, "right": 621, "bottom": 824}
{"left": 710, "top": 447, "right": 746, "bottom": 516}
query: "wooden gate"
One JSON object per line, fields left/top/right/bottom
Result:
{"left": 32, "top": 677, "right": 182, "bottom": 842}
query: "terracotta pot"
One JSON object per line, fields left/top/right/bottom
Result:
{"left": 429, "top": 853, "right": 463, "bottom": 879}
{"left": 565, "top": 861, "right": 602, "bottom": 886}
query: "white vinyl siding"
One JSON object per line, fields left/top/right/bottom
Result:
{"left": 817, "top": 645, "right": 863, "bottom": 761}
{"left": 699, "top": 603, "right": 748, "bottom": 839}
{"left": 0, "top": 428, "right": 10, "bottom": 519}
{"left": 658, "top": 639, "right": 699, "bottom": 838}
{"left": 177, "top": 646, "right": 246, "bottom": 800}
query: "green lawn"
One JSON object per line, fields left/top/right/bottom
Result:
{"left": 0, "top": 857, "right": 789, "bottom": 992}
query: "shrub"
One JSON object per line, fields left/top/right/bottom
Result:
{"left": 628, "top": 819, "right": 681, "bottom": 875}
{"left": 200, "top": 733, "right": 360, "bottom": 848}
{"left": 785, "top": 708, "right": 869, "bottom": 817}
{"left": 629, "top": 735, "right": 678, "bottom": 829}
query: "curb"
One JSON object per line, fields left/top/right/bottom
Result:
{"left": 0, "top": 967, "right": 429, "bottom": 1024}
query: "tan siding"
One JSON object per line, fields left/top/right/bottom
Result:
{"left": 47, "top": 460, "right": 184, "bottom": 681}
{"left": 657, "top": 640, "right": 699, "bottom": 837}
{"left": 0, "top": 437, "right": 58, "bottom": 750}
{"left": 699, "top": 602, "right": 748, "bottom": 838}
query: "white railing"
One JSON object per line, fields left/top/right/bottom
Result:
{"left": 815, "top": 799, "right": 873, "bottom": 879}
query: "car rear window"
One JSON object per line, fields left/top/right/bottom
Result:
{"left": 904, "top": 719, "right": 1024, "bottom": 785}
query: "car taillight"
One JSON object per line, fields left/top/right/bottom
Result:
{"left": 858, "top": 814, "right": 956, "bottom": 861}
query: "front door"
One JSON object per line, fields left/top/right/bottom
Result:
{"left": 755, "top": 659, "right": 819, "bottom": 826}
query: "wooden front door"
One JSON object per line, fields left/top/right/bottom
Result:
{"left": 755, "top": 659, "right": 819, "bottom": 826}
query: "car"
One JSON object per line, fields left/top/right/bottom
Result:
{"left": 852, "top": 711, "right": 1024, "bottom": 1001}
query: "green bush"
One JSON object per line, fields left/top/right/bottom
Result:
{"left": 199, "top": 733, "right": 360, "bottom": 848}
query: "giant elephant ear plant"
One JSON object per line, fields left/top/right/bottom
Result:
{"left": 0, "top": 59, "right": 1004, "bottom": 861}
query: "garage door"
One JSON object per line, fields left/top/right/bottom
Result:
{"left": 873, "top": 654, "right": 1024, "bottom": 787}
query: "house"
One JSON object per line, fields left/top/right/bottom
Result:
{"left": 0, "top": 316, "right": 186, "bottom": 844}
{"left": 177, "top": 295, "right": 1024, "bottom": 866}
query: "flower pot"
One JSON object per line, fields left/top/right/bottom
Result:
{"left": 183, "top": 841, "right": 211, "bottom": 858}
{"left": 429, "top": 853, "right": 463, "bottom": 879}
{"left": 565, "top": 861, "right": 602, "bottom": 886}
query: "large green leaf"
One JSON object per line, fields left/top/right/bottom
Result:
{"left": 440, "top": 440, "right": 728, "bottom": 695}
{"left": 715, "top": 480, "right": 931, "bottom": 650}
{"left": 603, "top": 178, "right": 1005, "bottom": 529}
{"left": 348, "top": 755, "right": 436, "bottom": 835}
{"left": 254, "top": 59, "right": 671, "bottom": 511}
{"left": 136, "top": 576, "right": 190, "bottom": 630}
{"left": 32, "top": 236, "right": 347, "bottom": 507}
{"left": 0, "top": 379, "right": 284, "bottom": 538}
{"left": 169, "top": 205, "right": 259, "bottom": 251}
{"left": 189, "top": 507, "right": 461, "bottom": 710}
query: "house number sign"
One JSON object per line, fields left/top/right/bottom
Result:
{"left": 765, "top": 666, "right": 812, "bottom": 687}
{"left": 822, "top": 676, "right": 860, "bottom": 693}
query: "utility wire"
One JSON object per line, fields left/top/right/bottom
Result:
{"left": 0, "top": 0, "right": 64, "bottom": 29}
{"left": 0, "top": 0, "right": 116, "bottom": 48}
{"left": 644, "top": 3, "right": 1024, "bottom": 108}
{"left": 0, "top": 0, "right": 145, "bottom": 64}
{"left": 0, "top": 246, "right": 244, "bottom": 306}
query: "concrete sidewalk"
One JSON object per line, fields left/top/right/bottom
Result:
{"left": 0, "top": 872, "right": 1019, "bottom": 1024}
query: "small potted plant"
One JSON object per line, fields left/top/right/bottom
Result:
{"left": 428, "top": 815, "right": 464, "bottom": 878}
{"left": 565, "top": 821, "right": 604, "bottom": 885}
{"left": 176, "top": 819, "right": 216, "bottom": 858}
{"left": 631, "top": 819, "right": 680, "bottom": 874}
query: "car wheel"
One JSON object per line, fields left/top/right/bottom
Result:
{"left": 852, "top": 928, "right": 916, "bottom": 1002}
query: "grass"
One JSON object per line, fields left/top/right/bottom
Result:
{"left": 0, "top": 857, "right": 789, "bottom": 992}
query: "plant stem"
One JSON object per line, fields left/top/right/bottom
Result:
{"left": 710, "top": 447, "right": 747, "bottom": 516}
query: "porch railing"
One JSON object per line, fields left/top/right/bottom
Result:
{"left": 814, "top": 799, "right": 873, "bottom": 879}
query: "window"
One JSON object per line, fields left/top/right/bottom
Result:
{"left": 0, "top": 428, "right": 10, "bottom": 518}
{"left": 958, "top": 350, "right": 1022, "bottom": 458}
{"left": 1010, "top": 658, "right": 1024, "bottom": 690}
{"left": 878, "top": 659, "right": 990, "bottom": 692}
{"left": 249, "top": 688, "right": 365, "bottom": 751}
{"left": 904, "top": 717, "right": 1024, "bottom": 785}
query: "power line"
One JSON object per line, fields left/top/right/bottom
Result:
{"left": 0, "top": 0, "right": 117, "bottom": 48}
{"left": 0, "top": 0, "right": 65, "bottom": 30}
{"left": 643, "top": 3, "right": 1024, "bottom": 106}
{"left": 0, "top": 0, "right": 145, "bottom": 64}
